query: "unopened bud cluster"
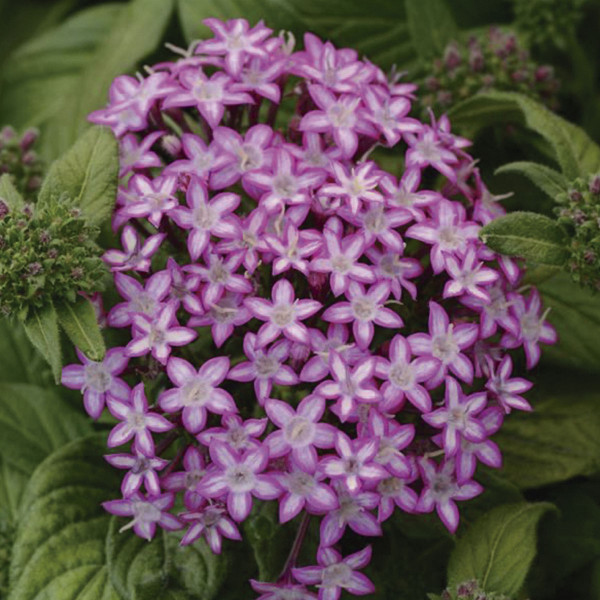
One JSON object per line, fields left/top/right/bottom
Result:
{"left": 556, "top": 174, "right": 600, "bottom": 291}
{"left": 0, "top": 196, "right": 106, "bottom": 317}
{"left": 421, "top": 27, "right": 560, "bottom": 115}
{"left": 440, "top": 579, "right": 515, "bottom": 600}
{"left": 0, "top": 126, "right": 43, "bottom": 201}
{"left": 512, "top": 0, "right": 585, "bottom": 51}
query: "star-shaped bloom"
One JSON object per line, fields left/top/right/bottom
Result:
{"left": 169, "top": 178, "right": 240, "bottom": 260}
{"left": 180, "top": 503, "right": 242, "bottom": 551}
{"left": 228, "top": 333, "right": 298, "bottom": 402}
{"left": 103, "top": 492, "right": 182, "bottom": 541}
{"left": 244, "top": 279, "right": 322, "bottom": 347}
{"left": 118, "top": 131, "right": 163, "bottom": 176}
{"left": 293, "top": 546, "right": 375, "bottom": 599}
{"left": 107, "top": 383, "right": 174, "bottom": 456}
{"left": 197, "top": 414, "right": 267, "bottom": 452}
{"left": 380, "top": 167, "right": 440, "bottom": 218}
{"left": 323, "top": 281, "right": 402, "bottom": 350}
{"left": 251, "top": 580, "right": 317, "bottom": 600}
{"left": 443, "top": 246, "right": 499, "bottom": 303}
{"left": 104, "top": 451, "right": 168, "bottom": 497}
{"left": 264, "top": 395, "right": 337, "bottom": 472}
{"left": 408, "top": 301, "right": 479, "bottom": 386}
{"left": 164, "top": 133, "right": 227, "bottom": 180}
{"left": 422, "top": 377, "right": 488, "bottom": 457}
{"left": 321, "top": 432, "right": 388, "bottom": 493}
{"left": 159, "top": 356, "right": 236, "bottom": 433}
{"left": 161, "top": 446, "right": 206, "bottom": 510}
{"left": 405, "top": 124, "right": 459, "bottom": 181}
{"left": 117, "top": 174, "right": 178, "bottom": 227}
{"left": 103, "top": 225, "right": 165, "bottom": 273}
{"left": 198, "top": 442, "right": 280, "bottom": 522}
{"left": 485, "top": 354, "right": 533, "bottom": 413}
{"left": 126, "top": 301, "right": 197, "bottom": 365}
{"left": 61, "top": 347, "right": 130, "bottom": 420}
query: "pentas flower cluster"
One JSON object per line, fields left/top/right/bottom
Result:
{"left": 64, "top": 19, "right": 556, "bottom": 599}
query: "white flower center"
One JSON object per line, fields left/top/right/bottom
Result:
{"left": 132, "top": 500, "right": 161, "bottom": 523}
{"left": 415, "top": 138, "right": 443, "bottom": 162}
{"left": 182, "top": 379, "right": 211, "bottom": 406}
{"left": 286, "top": 471, "right": 316, "bottom": 496}
{"left": 273, "top": 174, "right": 298, "bottom": 198}
{"left": 226, "top": 464, "right": 255, "bottom": 492}
{"left": 193, "top": 204, "right": 216, "bottom": 229}
{"left": 127, "top": 411, "right": 148, "bottom": 431}
{"left": 520, "top": 313, "right": 541, "bottom": 341}
{"left": 432, "top": 332, "right": 458, "bottom": 363}
{"left": 352, "top": 297, "right": 376, "bottom": 321}
{"left": 438, "top": 226, "right": 461, "bottom": 249}
{"left": 237, "top": 144, "right": 262, "bottom": 171}
{"left": 322, "top": 563, "right": 352, "bottom": 588}
{"left": 194, "top": 80, "right": 223, "bottom": 102}
{"left": 327, "top": 103, "right": 356, "bottom": 129}
{"left": 378, "top": 476, "right": 404, "bottom": 496}
{"left": 272, "top": 304, "right": 295, "bottom": 327}
{"left": 431, "top": 473, "right": 458, "bottom": 500}
{"left": 84, "top": 362, "right": 112, "bottom": 392}
{"left": 284, "top": 416, "right": 314, "bottom": 447}
{"left": 208, "top": 260, "right": 230, "bottom": 284}
{"left": 254, "top": 354, "right": 280, "bottom": 378}
{"left": 388, "top": 362, "right": 414, "bottom": 389}
{"left": 184, "top": 469, "right": 205, "bottom": 490}
{"left": 131, "top": 292, "right": 157, "bottom": 315}
{"left": 331, "top": 254, "right": 352, "bottom": 274}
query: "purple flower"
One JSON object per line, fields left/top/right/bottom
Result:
{"left": 188, "top": 293, "right": 252, "bottom": 347}
{"left": 126, "top": 301, "right": 197, "bottom": 364}
{"left": 374, "top": 334, "right": 437, "bottom": 413}
{"left": 502, "top": 289, "right": 557, "bottom": 368}
{"left": 245, "top": 279, "right": 322, "bottom": 347}
{"left": 408, "top": 301, "right": 478, "bottom": 386}
{"left": 367, "top": 409, "right": 414, "bottom": 477}
{"left": 365, "top": 247, "right": 422, "bottom": 300}
{"left": 197, "top": 414, "right": 267, "bottom": 452}
{"left": 119, "top": 131, "right": 163, "bottom": 176}
{"left": 405, "top": 124, "right": 459, "bottom": 181}
{"left": 169, "top": 179, "right": 240, "bottom": 260}
{"left": 323, "top": 282, "right": 402, "bottom": 350}
{"left": 105, "top": 451, "right": 168, "bottom": 497}
{"left": 422, "top": 377, "right": 487, "bottom": 456}
{"left": 159, "top": 356, "right": 235, "bottom": 433}
{"left": 165, "top": 258, "right": 204, "bottom": 315}
{"left": 320, "top": 161, "right": 382, "bottom": 214}
{"left": 443, "top": 246, "right": 499, "bottom": 302}
{"left": 293, "top": 546, "right": 375, "bottom": 600}
{"left": 264, "top": 395, "right": 337, "bottom": 471}
{"left": 103, "top": 225, "right": 165, "bottom": 272}
{"left": 251, "top": 580, "right": 317, "bottom": 600}
{"left": 405, "top": 200, "right": 480, "bottom": 273}
{"left": 164, "top": 133, "right": 227, "bottom": 180}
{"left": 266, "top": 222, "right": 322, "bottom": 276}
{"left": 61, "top": 347, "right": 130, "bottom": 420}
{"left": 117, "top": 174, "right": 178, "bottom": 227}
{"left": 321, "top": 432, "right": 387, "bottom": 493}
{"left": 299, "top": 85, "right": 367, "bottom": 158}
{"left": 319, "top": 487, "right": 381, "bottom": 547}
{"left": 103, "top": 492, "right": 181, "bottom": 540}
{"left": 315, "top": 352, "right": 379, "bottom": 421}
{"left": 485, "top": 354, "right": 533, "bottom": 413}
{"left": 228, "top": 333, "right": 298, "bottom": 402}
{"left": 107, "top": 383, "right": 174, "bottom": 456}
{"left": 311, "top": 224, "right": 375, "bottom": 296}
{"left": 108, "top": 271, "right": 171, "bottom": 327}
{"left": 376, "top": 474, "right": 418, "bottom": 521}
{"left": 180, "top": 503, "right": 242, "bottom": 551}
{"left": 198, "top": 18, "right": 273, "bottom": 76}
{"left": 198, "top": 442, "right": 280, "bottom": 521}
{"left": 161, "top": 446, "right": 206, "bottom": 509}
{"left": 380, "top": 167, "right": 439, "bottom": 217}
{"left": 416, "top": 458, "right": 483, "bottom": 533}
{"left": 163, "top": 67, "right": 252, "bottom": 127}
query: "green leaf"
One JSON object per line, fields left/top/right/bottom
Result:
{"left": 1, "top": 1, "right": 173, "bottom": 161}
{"left": 447, "top": 502, "right": 555, "bottom": 596}
{"left": 480, "top": 211, "right": 569, "bottom": 266}
{"left": 106, "top": 517, "right": 168, "bottom": 600}
{"left": 177, "top": 0, "right": 416, "bottom": 71}
{"left": 495, "top": 161, "right": 569, "bottom": 200}
{"left": 22, "top": 304, "right": 62, "bottom": 383}
{"left": 449, "top": 92, "right": 600, "bottom": 179}
{"left": 0, "top": 320, "right": 46, "bottom": 385}
{"left": 495, "top": 390, "right": 600, "bottom": 489}
{"left": 405, "top": 0, "right": 458, "bottom": 61}
{"left": 0, "top": 174, "right": 25, "bottom": 210}
{"left": 537, "top": 273, "right": 600, "bottom": 372}
{"left": 56, "top": 296, "right": 105, "bottom": 361}
{"left": 38, "top": 125, "right": 118, "bottom": 227}
{"left": 7, "top": 435, "right": 121, "bottom": 600}
{"left": 0, "top": 383, "right": 91, "bottom": 525}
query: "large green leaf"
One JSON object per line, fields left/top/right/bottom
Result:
{"left": 480, "top": 211, "right": 569, "bottom": 266}
{"left": 449, "top": 92, "right": 600, "bottom": 179}
{"left": 0, "top": 383, "right": 91, "bottom": 524}
{"left": 447, "top": 502, "right": 554, "bottom": 597}
{"left": 0, "top": 174, "right": 25, "bottom": 211}
{"left": 177, "top": 0, "right": 416, "bottom": 71}
{"left": 405, "top": 0, "right": 458, "bottom": 61}
{"left": 39, "top": 125, "right": 119, "bottom": 228}
{"left": 7, "top": 436, "right": 121, "bottom": 600}
{"left": 56, "top": 296, "right": 106, "bottom": 362}
{"left": 537, "top": 273, "right": 600, "bottom": 372}
{"left": 1, "top": 0, "right": 174, "bottom": 161}
{"left": 0, "top": 320, "right": 46, "bottom": 385}
{"left": 495, "top": 391, "right": 600, "bottom": 489}
{"left": 22, "top": 304, "right": 62, "bottom": 384}
{"left": 495, "top": 161, "right": 569, "bottom": 200}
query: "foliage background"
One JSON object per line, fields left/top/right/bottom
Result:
{"left": 0, "top": 0, "right": 600, "bottom": 599}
